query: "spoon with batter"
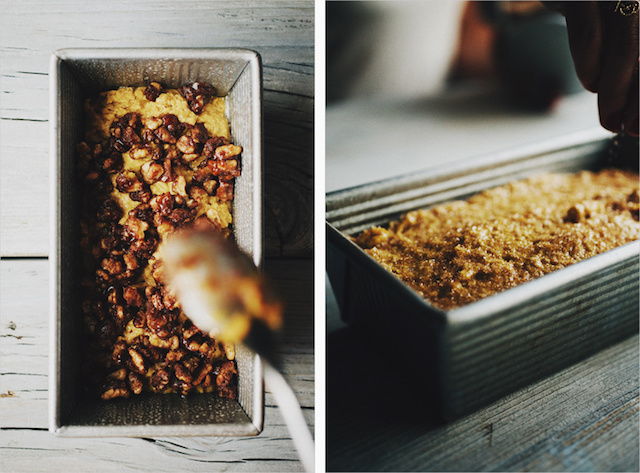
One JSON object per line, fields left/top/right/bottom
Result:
{"left": 160, "top": 229, "right": 315, "bottom": 472}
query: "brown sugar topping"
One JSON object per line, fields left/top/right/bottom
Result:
{"left": 355, "top": 170, "right": 640, "bottom": 310}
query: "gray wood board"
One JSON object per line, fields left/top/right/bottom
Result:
{"left": 327, "top": 326, "right": 639, "bottom": 472}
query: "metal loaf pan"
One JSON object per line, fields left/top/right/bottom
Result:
{"left": 327, "top": 130, "right": 639, "bottom": 420}
{"left": 50, "top": 48, "right": 263, "bottom": 436}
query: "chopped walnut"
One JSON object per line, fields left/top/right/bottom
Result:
{"left": 116, "top": 171, "right": 143, "bottom": 193}
{"left": 141, "top": 161, "right": 164, "bottom": 184}
{"left": 100, "top": 379, "right": 130, "bottom": 400}
{"left": 123, "top": 287, "right": 144, "bottom": 307}
{"left": 144, "top": 82, "right": 163, "bottom": 101}
{"left": 176, "top": 135, "right": 197, "bottom": 154}
{"left": 179, "top": 81, "right": 216, "bottom": 114}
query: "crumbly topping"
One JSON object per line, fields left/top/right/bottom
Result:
{"left": 355, "top": 170, "right": 639, "bottom": 310}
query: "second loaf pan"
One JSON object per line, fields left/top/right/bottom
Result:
{"left": 327, "top": 130, "right": 639, "bottom": 420}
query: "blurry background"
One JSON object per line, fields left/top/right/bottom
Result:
{"left": 326, "top": 0, "right": 605, "bottom": 193}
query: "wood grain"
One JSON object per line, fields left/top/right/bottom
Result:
{"left": 327, "top": 325, "right": 639, "bottom": 472}
{"left": 0, "top": 0, "right": 313, "bottom": 257}
{"left": 0, "top": 257, "right": 313, "bottom": 472}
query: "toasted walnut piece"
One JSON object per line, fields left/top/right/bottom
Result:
{"left": 150, "top": 193, "right": 174, "bottom": 216}
{"left": 170, "top": 175, "right": 188, "bottom": 198}
{"left": 159, "top": 217, "right": 177, "bottom": 234}
{"left": 122, "top": 126, "right": 141, "bottom": 147}
{"left": 108, "top": 368, "right": 127, "bottom": 381}
{"left": 210, "top": 158, "right": 240, "bottom": 178}
{"left": 102, "top": 153, "right": 123, "bottom": 174}
{"left": 100, "top": 380, "right": 130, "bottom": 400}
{"left": 95, "top": 269, "right": 111, "bottom": 283}
{"left": 216, "top": 181, "right": 234, "bottom": 202}
{"left": 223, "top": 343, "right": 235, "bottom": 361}
{"left": 216, "top": 361, "right": 238, "bottom": 399}
{"left": 129, "top": 236, "right": 158, "bottom": 259}
{"left": 151, "top": 259, "right": 165, "bottom": 282}
{"left": 106, "top": 286, "right": 120, "bottom": 305}
{"left": 129, "top": 145, "right": 150, "bottom": 160}
{"left": 182, "top": 153, "right": 200, "bottom": 164}
{"left": 203, "top": 178, "right": 218, "bottom": 195}
{"left": 191, "top": 123, "right": 209, "bottom": 143}
{"left": 146, "top": 310, "right": 172, "bottom": 338}
{"left": 132, "top": 312, "right": 147, "bottom": 329}
{"left": 144, "top": 82, "right": 163, "bottom": 101}
{"left": 98, "top": 199, "right": 122, "bottom": 222}
{"left": 201, "top": 373, "right": 213, "bottom": 388}
{"left": 176, "top": 135, "right": 196, "bottom": 154}
{"left": 199, "top": 341, "right": 218, "bottom": 360}
{"left": 155, "top": 126, "right": 177, "bottom": 144}
{"left": 166, "top": 350, "right": 186, "bottom": 363}
{"left": 164, "top": 146, "right": 181, "bottom": 161}
{"left": 128, "top": 371, "right": 144, "bottom": 395}
{"left": 130, "top": 189, "right": 152, "bottom": 203}
{"left": 148, "top": 290, "right": 165, "bottom": 312}
{"left": 202, "top": 136, "right": 230, "bottom": 158}
{"left": 123, "top": 286, "right": 144, "bottom": 307}
{"left": 193, "top": 363, "right": 213, "bottom": 386}
{"left": 163, "top": 292, "right": 178, "bottom": 310}
{"left": 123, "top": 217, "right": 149, "bottom": 241}
{"left": 162, "top": 114, "right": 183, "bottom": 135}
{"left": 116, "top": 171, "right": 143, "bottom": 193}
{"left": 102, "top": 257, "right": 124, "bottom": 276}
{"left": 128, "top": 347, "right": 146, "bottom": 374}
{"left": 149, "top": 334, "right": 179, "bottom": 350}
{"left": 185, "top": 335, "right": 203, "bottom": 353}
{"left": 189, "top": 185, "right": 208, "bottom": 203}
{"left": 160, "top": 158, "right": 176, "bottom": 183}
{"left": 179, "top": 82, "right": 216, "bottom": 114}
{"left": 122, "top": 252, "right": 139, "bottom": 271}
{"left": 150, "top": 368, "right": 171, "bottom": 392}
{"left": 145, "top": 116, "right": 163, "bottom": 131}
{"left": 114, "top": 304, "right": 128, "bottom": 321}
{"left": 182, "top": 323, "right": 201, "bottom": 340}
{"left": 130, "top": 203, "right": 154, "bottom": 223}
{"left": 141, "top": 161, "right": 164, "bottom": 184}
{"left": 174, "top": 363, "right": 193, "bottom": 383}
{"left": 193, "top": 165, "right": 213, "bottom": 184}
{"left": 141, "top": 127, "right": 157, "bottom": 143}
{"left": 122, "top": 112, "right": 141, "bottom": 129}
{"left": 214, "top": 144, "right": 242, "bottom": 160}
{"left": 166, "top": 208, "right": 194, "bottom": 227}
{"left": 112, "top": 340, "right": 129, "bottom": 365}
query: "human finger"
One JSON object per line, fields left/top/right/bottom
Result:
{"left": 597, "top": 3, "right": 639, "bottom": 132}
{"left": 622, "top": 59, "right": 639, "bottom": 135}
{"left": 564, "top": 1, "right": 604, "bottom": 92}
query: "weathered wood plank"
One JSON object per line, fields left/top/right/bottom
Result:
{"left": 0, "top": 1, "right": 313, "bottom": 257}
{"left": 0, "top": 257, "right": 313, "bottom": 471}
{"left": 327, "top": 327, "right": 639, "bottom": 472}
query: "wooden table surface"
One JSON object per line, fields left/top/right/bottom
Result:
{"left": 0, "top": 2, "right": 314, "bottom": 472}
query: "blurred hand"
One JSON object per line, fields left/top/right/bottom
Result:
{"left": 562, "top": 1, "right": 639, "bottom": 136}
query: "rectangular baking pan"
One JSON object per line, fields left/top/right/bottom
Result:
{"left": 327, "top": 130, "right": 639, "bottom": 420}
{"left": 50, "top": 48, "right": 263, "bottom": 436}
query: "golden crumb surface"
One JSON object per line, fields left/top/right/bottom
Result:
{"left": 355, "top": 170, "right": 639, "bottom": 310}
